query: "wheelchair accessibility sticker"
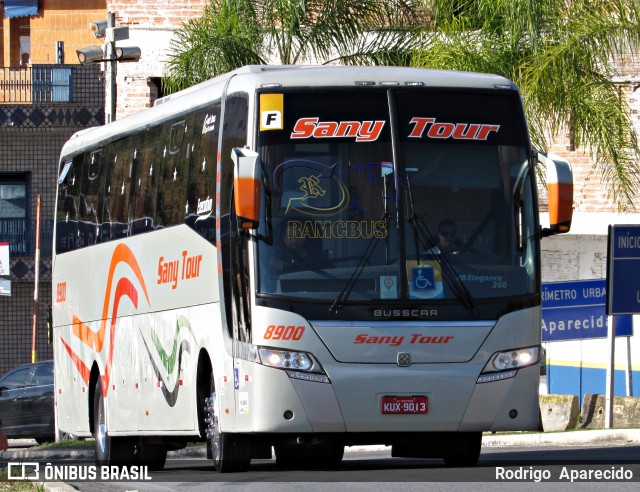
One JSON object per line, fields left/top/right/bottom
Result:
{"left": 409, "top": 263, "right": 444, "bottom": 299}
{"left": 413, "top": 266, "right": 435, "bottom": 290}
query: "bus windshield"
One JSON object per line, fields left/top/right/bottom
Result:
{"left": 256, "top": 89, "right": 536, "bottom": 304}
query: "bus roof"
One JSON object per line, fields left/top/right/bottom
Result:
{"left": 59, "top": 65, "right": 518, "bottom": 161}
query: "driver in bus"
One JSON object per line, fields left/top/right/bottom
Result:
{"left": 427, "top": 219, "right": 461, "bottom": 255}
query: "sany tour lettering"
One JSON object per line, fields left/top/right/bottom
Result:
{"left": 291, "top": 117, "right": 385, "bottom": 142}
{"left": 408, "top": 117, "right": 500, "bottom": 140}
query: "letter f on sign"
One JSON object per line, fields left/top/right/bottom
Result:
{"left": 260, "top": 93, "right": 284, "bottom": 130}
{"left": 262, "top": 111, "right": 282, "bottom": 129}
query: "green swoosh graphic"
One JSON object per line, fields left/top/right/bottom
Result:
{"left": 140, "top": 315, "right": 195, "bottom": 407}
{"left": 141, "top": 334, "right": 190, "bottom": 407}
{"left": 150, "top": 315, "right": 195, "bottom": 374}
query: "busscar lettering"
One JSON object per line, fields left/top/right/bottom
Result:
{"left": 157, "top": 250, "right": 203, "bottom": 290}
{"left": 291, "top": 117, "right": 385, "bottom": 142}
{"left": 408, "top": 117, "right": 500, "bottom": 141}
{"left": 373, "top": 308, "right": 438, "bottom": 318}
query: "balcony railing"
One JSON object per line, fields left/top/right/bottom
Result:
{"left": 0, "top": 218, "right": 53, "bottom": 256}
{"left": 0, "top": 65, "right": 73, "bottom": 104}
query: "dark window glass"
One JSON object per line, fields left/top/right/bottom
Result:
{"left": 33, "top": 364, "right": 53, "bottom": 386}
{"left": 78, "top": 150, "right": 104, "bottom": 247}
{"left": 55, "top": 156, "right": 82, "bottom": 253}
{"left": 186, "top": 104, "right": 220, "bottom": 242}
{"left": 0, "top": 367, "right": 32, "bottom": 390}
{"left": 156, "top": 118, "right": 191, "bottom": 227}
{"left": 103, "top": 137, "right": 137, "bottom": 240}
{"left": 131, "top": 127, "right": 161, "bottom": 235}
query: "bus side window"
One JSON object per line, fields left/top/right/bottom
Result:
{"left": 78, "top": 149, "right": 104, "bottom": 247}
{"left": 55, "top": 155, "right": 83, "bottom": 253}
{"left": 103, "top": 137, "right": 136, "bottom": 240}
{"left": 156, "top": 119, "right": 190, "bottom": 227}
{"left": 186, "top": 105, "right": 220, "bottom": 242}
{"left": 131, "top": 126, "right": 160, "bottom": 235}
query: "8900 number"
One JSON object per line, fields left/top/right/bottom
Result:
{"left": 264, "top": 325, "right": 305, "bottom": 341}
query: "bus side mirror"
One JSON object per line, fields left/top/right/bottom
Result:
{"left": 231, "top": 148, "right": 261, "bottom": 229}
{"left": 537, "top": 152, "right": 573, "bottom": 236}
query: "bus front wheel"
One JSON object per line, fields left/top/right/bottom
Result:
{"left": 206, "top": 392, "right": 250, "bottom": 472}
{"left": 93, "top": 379, "right": 136, "bottom": 466}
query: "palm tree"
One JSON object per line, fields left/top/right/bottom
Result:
{"left": 162, "top": 0, "right": 265, "bottom": 94}
{"left": 414, "top": 0, "right": 640, "bottom": 208}
{"left": 163, "top": 0, "right": 424, "bottom": 92}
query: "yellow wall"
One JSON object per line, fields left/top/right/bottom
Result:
{"left": 29, "top": 0, "right": 107, "bottom": 64}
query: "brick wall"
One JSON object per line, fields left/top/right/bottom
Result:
{"left": 106, "top": 1, "right": 207, "bottom": 120}
{"left": 109, "top": 0, "right": 208, "bottom": 27}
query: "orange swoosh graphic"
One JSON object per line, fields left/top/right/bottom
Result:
{"left": 101, "top": 277, "right": 138, "bottom": 396}
{"left": 63, "top": 243, "right": 150, "bottom": 396}
{"left": 60, "top": 336, "right": 91, "bottom": 385}
{"left": 72, "top": 243, "right": 150, "bottom": 351}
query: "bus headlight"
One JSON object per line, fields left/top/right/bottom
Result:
{"left": 477, "top": 346, "right": 540, "bottom": 383}
{"left": 258, "top": 348, "right": 325, "bottom": 374}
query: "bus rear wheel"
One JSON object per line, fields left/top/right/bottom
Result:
{"left": 206, "top": 392, "right": 250, "bottom": 472}
{"left": 93, "top": 379, "right": 136, "bottom": 466}
{"left": 137, "top": 439, "right": 167, "bottom": 471}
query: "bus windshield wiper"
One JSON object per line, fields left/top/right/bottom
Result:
{"left": 405, "top": 176, "right": 478, "bottom": 315}
{"left": 329, "top": 213, "right": 389, "bottom": 314}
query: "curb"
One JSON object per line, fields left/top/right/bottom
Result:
{"left": 482, "top": 428, "right": 640, "bottom": 447}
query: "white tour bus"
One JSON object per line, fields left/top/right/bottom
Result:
{"left": 53, "top": 65, "right": 573, "bottom": 472}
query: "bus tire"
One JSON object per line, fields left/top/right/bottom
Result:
{"left": 93, "top": 379, "right": 136, "bottom": 466}
{"left": 207, "top": 391, "right": 250, "bottom": 472}
{"left": 211, "top": 433, "right": 251, "bottom": 473}
{"left": 137, "top": 439, "right": 167, "bottom": 471}
{"left": 441, "top": 432, "right": 482, "bottom": 467}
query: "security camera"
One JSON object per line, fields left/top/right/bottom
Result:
{"left": 89, "top": 19, "right": 108, "bottom": 39}
{"left": 76, "top": 46, "right": 105, "bottom": 65}
{"left": 115, "top": 46, "right": 141, "bottom": 62}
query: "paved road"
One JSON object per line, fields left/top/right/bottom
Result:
{"left": 2, "top": 430, "right": 640, "bottom": 491}
{"left": 3, "top": 441, "right": 640, "bottom": 491}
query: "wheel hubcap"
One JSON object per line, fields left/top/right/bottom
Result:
{"left": 205, "top": 392, "right": 221, "bottom": 462}
{"left": 96, "top": 395, "right": 106, "bottom": 456}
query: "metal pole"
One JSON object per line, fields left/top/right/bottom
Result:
{"left": 604, "top": 315, "right": 616, "bottom": 428}
{"left": 105, "top": 11, "right": 116, "bottom": 123}
{"left": 31, "top": 194, "right": 41, "bottom": 363}
{"left": 626, "top": 334, "right": 634, "bottom": 396}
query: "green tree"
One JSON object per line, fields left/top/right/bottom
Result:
{"left": 164, "top": 0, "right": 423, "bottom": 92}
{"left": 163, "top": 0, "right": 265, "bottom": 94}
{"left": 414, "top": 0, "right": 640, "bottom": 208}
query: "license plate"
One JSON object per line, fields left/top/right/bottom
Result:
{"left": 380, "top": 395, "right": 428, "bottom": 415}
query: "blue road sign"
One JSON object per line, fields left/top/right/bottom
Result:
{"left": 542, "top": 279, "right": 633, "bottom": 342}
{"left": 607, "top": 224, "right": 640, "bottom": 315}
